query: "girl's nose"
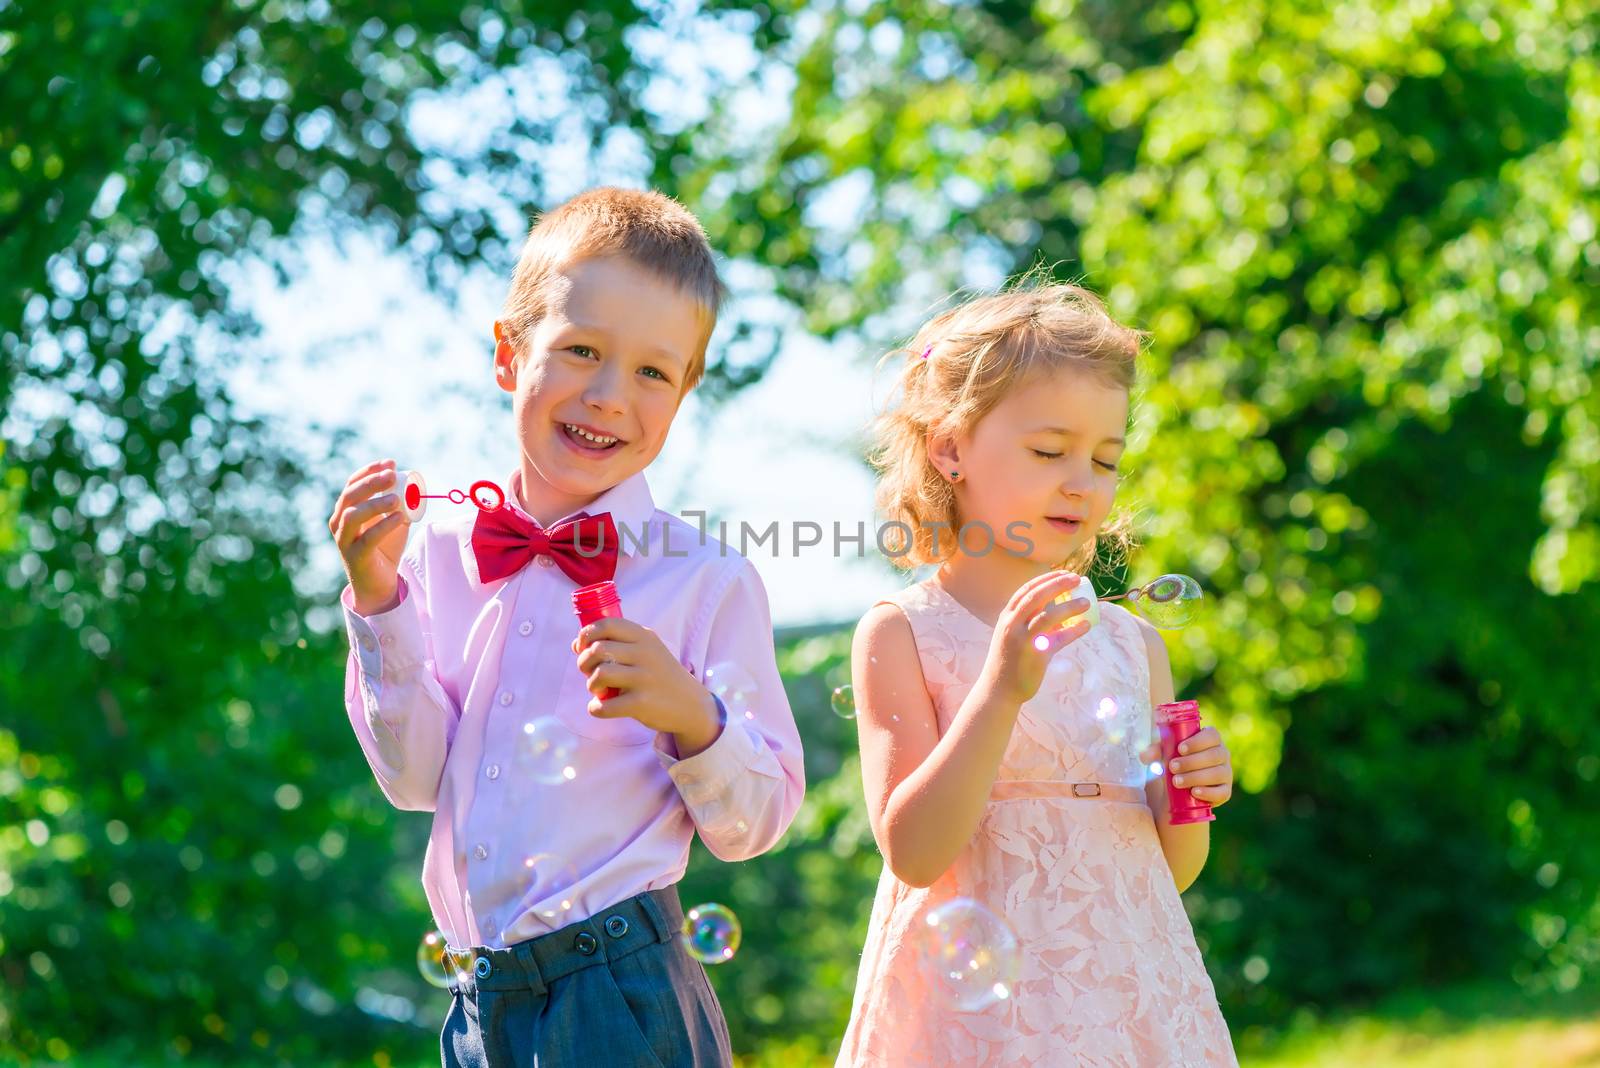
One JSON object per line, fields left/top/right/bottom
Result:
{"left": 1057, "top": 463, "right": 1095, "bottom": 499}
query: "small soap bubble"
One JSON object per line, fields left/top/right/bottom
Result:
{"left": 517, "top": 718, "right": 577, "bottom": 784}
{"left": 680, "top": 903, "right": 742, "bottom": 964}
{"left": 918, "top": 898, "right": 1020, "bottom": 1011}
{"left": 416, "top": 930, "right": 453, "bottom": 989}
{"left": 518, "top": 853, "right": 581, "bottom": 925}
{"left": 1128, "top": 573, "right": 1203, "bottom": 629}
{"left": 1147, "top": 761, "right": 1165, "bottom": 782}
{"left": 831, "top": 685, "right": 857, "bottom": 720}
{"left": 705, "top": 663, "right": 759, "bottom": 718}
{"left": 1094, "top": 695, "right": 1127, "bottom": 745}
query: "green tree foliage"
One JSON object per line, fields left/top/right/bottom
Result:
{"left": 0, "top": 2, "right": 677, "bottom": 1061}
{"left": 676, "top": 0, "right": 1600, "bottom": 1031}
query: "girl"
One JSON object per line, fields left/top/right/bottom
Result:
{"left": 837, "top": 282, "right": 1237, "bottom": 1066}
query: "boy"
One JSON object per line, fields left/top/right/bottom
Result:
{"left": 328, "top": 188, "right": 805, "bottom": 1067}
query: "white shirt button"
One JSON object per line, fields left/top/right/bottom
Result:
{"left": 379, "top": 634, "right": 394, "bottom": 647}
{"left": 536, "top": 554, "right": 555, "bottom": 568}
{"left": 482, "top": 917, "right": 498, "bottom": 937}
{"left": 518, "top": 621, "right": 533, "bottom": 637}
{"left": 498, "top": 691, "right": 513, "bottom": 706}
{"left": 485, "top": 764, "right": 500, "bottom": 781}
{"left": 360, "top": 636, "right": 375, "bottom": 651}
{"left": 473, "top": 844, "right": 488, "bottom": 861}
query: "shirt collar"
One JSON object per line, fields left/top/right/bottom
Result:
{"left": 507, "top": 468, "right": 657, "bottom": 559}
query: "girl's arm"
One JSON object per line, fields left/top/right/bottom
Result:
{"left": 1138, "top": 619, "right": 1211, "bottom": 891}
{"left": 854, "top": 572, "right": 1086, "bottom": 889}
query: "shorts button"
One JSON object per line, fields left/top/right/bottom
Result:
{"left": 474, "top": 956, "right": 492, "bottom": 979}
{"left": 574, "top": 931, "right": 598, "bottom": 955}
{"left": 605, "top": 915, "right": 629, "bottom": 938}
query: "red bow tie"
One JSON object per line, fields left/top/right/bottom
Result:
{"left": 471, "top": 506, "right": 620, "bottom": 586}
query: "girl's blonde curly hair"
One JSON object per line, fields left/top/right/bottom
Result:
{"left": 870, "top": 278, "right": 1142, "bottom": 574}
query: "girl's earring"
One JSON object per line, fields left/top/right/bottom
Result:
{"left": 950, "top": 470, "right": 960, "bottom": 481}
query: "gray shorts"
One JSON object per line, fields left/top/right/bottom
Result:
{"left": 440, "top": 885, "right": 733, "bottom": 1068}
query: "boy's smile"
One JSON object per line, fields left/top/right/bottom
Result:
{"left": 493, "top": 255, "right": 709, "bottom": 526}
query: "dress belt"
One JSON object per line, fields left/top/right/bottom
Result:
{"left": 990, "top": 780, "right": 1146, "bottom": 804}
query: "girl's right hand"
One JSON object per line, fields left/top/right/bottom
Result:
{"left": 981, "top": 570, "right": 1094, "bottom": 707}
{"left": 328, "top": 459, "right": 409, "bottom": 616}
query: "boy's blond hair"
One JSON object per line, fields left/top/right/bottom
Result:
{"left": 500, "top": 187, "right": 726, "bottom": 391}
{"left": 871, "top": 278, "right": 1142, "bottom": 573}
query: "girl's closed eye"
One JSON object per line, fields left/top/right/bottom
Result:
{"left": 1029, "top": 448, "right": 1119, "bottom": 472}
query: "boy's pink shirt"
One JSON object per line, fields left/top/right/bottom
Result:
{"left": 341, "top": 469, "right": 805, "bottom": 949}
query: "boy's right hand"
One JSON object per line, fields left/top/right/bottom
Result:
{"left": 981, "top": 570, "right": 1093, "bottom": 707}
{"left": 329, "top": 459, "right": 409, "bottom": 616}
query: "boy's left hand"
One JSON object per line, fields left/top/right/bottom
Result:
{"left": 1141, "top": 726, "right": 1234, "bottom": 808}
{"left": 573, "top": 618, "right": 722, "bottom": 757}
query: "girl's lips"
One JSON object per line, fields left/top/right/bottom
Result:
{"left": 1046, "top": 517, "right": 1083, "bottom": 534}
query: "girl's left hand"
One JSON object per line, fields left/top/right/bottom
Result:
{"left": 1144, "top": 726, "right": 1234, "bottom": 807}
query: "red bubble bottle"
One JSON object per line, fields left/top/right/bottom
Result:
{"left": 572, "top": 581, "right": 623, "bottom": 700}
{"left": 1157, "top": 700, "right": 1215, "bottom": 825}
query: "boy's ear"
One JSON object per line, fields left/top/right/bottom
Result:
{"left": 493, "top": 320, "right": 518, "bottom": 393}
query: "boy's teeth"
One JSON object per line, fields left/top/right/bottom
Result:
{"left": 565, "top": 424, "right": 617, "bottom": 445}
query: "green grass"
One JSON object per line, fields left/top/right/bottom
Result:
{"left": 14, "top": 981, "right": 1599, "bottom": 1067}
{"left": 1238, "top": 982, "right": 1600, "bottom": 1068}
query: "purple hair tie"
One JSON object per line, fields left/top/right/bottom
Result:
{"left": 920, "top": 344, "right": 932, "bottom": 360}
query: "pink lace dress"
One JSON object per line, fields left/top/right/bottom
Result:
{"left": 837, "top": 579, "right": 1237, "bottom": 1067}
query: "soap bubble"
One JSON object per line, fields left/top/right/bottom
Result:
{"left": 681, "top": 902, "right": 742, "bottom": 964}
{"left": 705, "top": 663, "right": 759, "bottom": 719}
{"left": 831, "top": 685, "right": 857, "bottom": 720}
{"left": 1043, "top": 644, "right": 1077, "bottom": 679}
{"left": 1094, "top": 695, "right": 1128, "bottom": 745}
{"left": 1127, "top": 574, "right": 1203, "bottom": 629}
{"left": 417, "top": 930, "right": 462, "bottom": 989}
{"left": 517, "top": 718, "right": 577, "bottom": 784}
{"left": 918, "top": 898, "right": 1020, "bottom": 1010}
{"left": 518, "top": 853, "right": 581, "bottom": 925}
